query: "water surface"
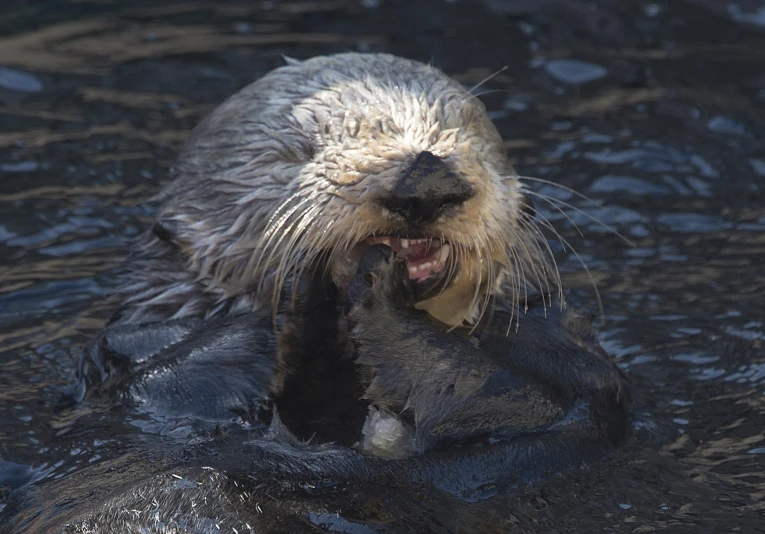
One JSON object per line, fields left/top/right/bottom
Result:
{"left": 1, "top": 0, "right": 764, "bottom": 531}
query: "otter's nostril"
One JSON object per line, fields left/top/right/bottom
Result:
{"left": 381, "top": 151, "right": 474, "bottom": 224}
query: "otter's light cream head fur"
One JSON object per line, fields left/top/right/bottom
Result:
{"left": 118, "top": 53, "right": 560, "bottom": 328}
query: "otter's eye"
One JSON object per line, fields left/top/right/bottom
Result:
{"left": 364, "top": 273, "right": 379, "bottom": 287}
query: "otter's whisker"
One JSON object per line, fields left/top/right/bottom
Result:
{"left": 517, "top": 212, "right": 565, "bottom": 303}
{"left": 463, "top": 65, "right": 508, "bottom": 99}
{"left": 464, "top": 237, "right": 488, "bottom": 334}
{"left": 261, "top": 193, "right": 312, "bottom": 243}
{"left": 523, "top": 189, "right": 586, "bottom": 238}
{"left": 509, "top": 175, "right": 603, "bottom": 207}
{"left": 277, "top": 204, "right": 329, "bottom": 308}
{"left": 276, "top": 200, "right": 344, "bottom": 307}
{"left": 506, "top": 248, "right": 524, "bottom": 335}
{"left": 508, "top": 237, "right": 532, "bottom": 313}
{"left": 529, "top": 214, "right": 605, "bottom": 325}
{"left": 248, "top": 194, "right": 314, "bottom": 281}
{"left": 522, "top": 188, "right": 636, "bottom": 247}
{"left": 251, "top": 201, "right": 318, "bottom": 311}
{"left": 474, "top": 241, "right": 495, "bottom": 331}
{"left": 519, "top": 230, "right": 557, "bottom": 307}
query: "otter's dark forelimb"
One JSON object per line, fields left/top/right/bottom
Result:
{"left": 63, "top": 313, "right": 284, "bottom": 422}
{"left": 478, "top": 307, "right": 631, "bottom": 445}
{"left": 348, "top": 246, "right": 568, "bottom": 453}
{"left": 347, "top": 246, "right": 631, "bottom": 456}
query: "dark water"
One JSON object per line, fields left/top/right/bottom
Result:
{"left": 1, "top": 0, "right": 764, "bottom": 531}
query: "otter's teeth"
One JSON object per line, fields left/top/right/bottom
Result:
{"left": 400, "top": 238, "right": 409, "bottom": 249}
{"left": 380, "top": 237, "right": 391, "bottom": 247}
{"left": 437, "top": 243, "right": 450, "bottom": 266}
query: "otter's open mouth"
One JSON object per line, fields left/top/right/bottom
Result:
{"left": 364, "top": 237, "right": 450, "bottom": 282}
{"left": 330, "top": 236, "right": 453, "bottom": 300}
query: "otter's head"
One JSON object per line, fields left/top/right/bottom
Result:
{"left": 155, "top": 53, "right": 557, "bottom": 326}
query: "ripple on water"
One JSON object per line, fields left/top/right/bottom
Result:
{"left": 544, "top": 59, "right": 607, "bottom": 84}
{"left": 0, "top": 66, "right": 44, "bottom": 93}
{"left": 706, "top": 115, "right": 750, "bottom": 137}
{"left": 724, "top": 323, "right": 764, "bottom": 342}
{"left": 0, "top": 161, "right": 40, "bottom": 172}
{"left": 655, "top": 213, "right": 733, "bottom": 233}
{"left": 724, "top": 363, "right": 765, "bottom": 385}
{"left": 748, "top": 158, "right": 765, "bottom": 176}
{"left": 670, "top": 352, "right": 721, "bottom": 365}
{"left": 585, "top": 142, "right": 686, "bottom": 169}
{"left": 589, "top": 175, "right": 671, "bottom": 195}
{"left": 727, "top": 4, "right": 765, "bottom": 27}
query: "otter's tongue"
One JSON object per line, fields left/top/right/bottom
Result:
{"left": 366, "top": 237, "right": 450, "bottom": 281}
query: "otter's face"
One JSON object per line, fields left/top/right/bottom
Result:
{"left": 160, "top": 53, "right": 555, "bottom": 326}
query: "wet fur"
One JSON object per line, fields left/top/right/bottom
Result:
{"left": 28, "top": 53, "right": 632, "bottom": 532}
{"left": 9, "top": 248, "right": 631, "bottom": 533}
{"left": 111, "top": 53, "right": 555, "bottom": 330}
{"left": 348, "top": 246, "right": 629, "bottom": 452}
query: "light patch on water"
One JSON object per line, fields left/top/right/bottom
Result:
{"left": 545, "top": 59, "right": 607, "bottom": 84}
{"left": 582, "top": 133, "right": 613, "bottom": 143}
{"left": 724, "top": 363, "right": 765, "bottom": 385}
{"left": 1, "top": 161, "right": 40, "bottom": 172}
{"left": 0, "top": 66, "right": 43, "bottom": 92}
{"left": 585, "top": 141, "right": 686, "bottom": 170}
{"left": 728, "top": 4, "right": 765, "bottom": 27}
{"left": 503, "top": 96, "right": 529, "bottom": 111}
{"left": 671, "top": 352, "right": 720, "bottom": 365}
{"left": 706, "top": 115, "right": 749, "bottom": 137}
{"left": 725, "top": 324, "right": 764, "bottom": 341}
{"left": 690, "top": 367, "right": 727, "bottom": 381}
{"left": 655, "top": 213, "right": 733, "bottom": 233}
{"left": 308, "top": 512, "right": 381, "bottom": 534}
{"left": 689, "top": 154, "right": 720, "bottom": 178}
{"left": 544, "top": 140, "right": 576, "bottom": 159}
{"left": 748, "top": 158, "right": 765, "bottom": 176}
{"left": 589, "top": 175, "right": 670, "bottom": 195}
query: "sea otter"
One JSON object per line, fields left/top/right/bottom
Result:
{"left": 1, "top": 245, "right": 628, "bottom": 533}
{"left": 60, "top": 53, "right": 629, "bottom": 450}
{"left": 6, "top": 53, "right": 634, "bottom": 526}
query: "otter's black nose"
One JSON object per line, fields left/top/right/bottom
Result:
{"left": 382, "top": 151, "right": 474, "bottom": 224}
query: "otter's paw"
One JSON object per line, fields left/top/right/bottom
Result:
{"left": 61, "top": 319, "right": 201, "bottom": 407}
{"left": 479, "top": 305, "right": 632, "bottom": 446}
{"left": 62, "top": 314, "right": 284, "bottom": 424}
{"left": 345, "top": 244, "right": 413, "bottom": 311}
